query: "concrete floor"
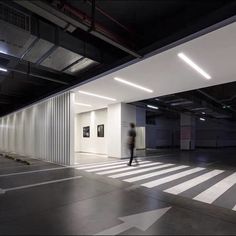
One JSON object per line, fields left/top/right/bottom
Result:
{"left": 0, "top": 149, "right": 236, "bottom": 235}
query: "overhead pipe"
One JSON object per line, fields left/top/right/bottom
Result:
{"left": 86, "top": 0, "right": 135, "bottom": 35}
{"left": 61, "top": 3, "right": 137, "bottom": 51}
{"left": 220, "top": 94, "right": 236, "bottom": 102}
{"left": 16, "top": 0, "right": 141, "bottom": 58}
{"left": 5, "top": 67, "right": 68, "bottom": 85}
{"left": 197, "top": 90, "right": 236, "bottom": 113}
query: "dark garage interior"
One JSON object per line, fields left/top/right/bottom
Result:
{"left": 0, "top": 1, "right": 236, "bottom": 235}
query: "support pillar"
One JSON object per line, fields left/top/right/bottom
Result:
{"left": 180, "top": 113, "right": 196, "bottom": 150}
{"left": 107, "top": 103, "right": 136, "bottom": 159}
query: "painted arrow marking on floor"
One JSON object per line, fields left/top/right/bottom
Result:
{"left": 95, "top": 207, "right": 171, "bottom": 235}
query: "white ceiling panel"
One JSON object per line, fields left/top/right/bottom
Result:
{"left": 72, "top": 22, "right": 236, "bottom": 114}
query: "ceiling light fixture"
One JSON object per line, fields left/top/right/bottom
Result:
{"left": 79, "top": 91, "right": 116, "bottom": 101}
{"left": 114, "top": 77, "right": 153, "bottom": 93}
{"left": 171, "top": 101, "right": 193, "bottom": 106}
{"left": 147, "top": 105, "right": 159, "bottom": 110}
{"left": 74, "top": 102, "right": 92, "bottom": 107}
{"left": 200, "top": 117, "right": 206, "bottom": 121}
{"left": 191, "top": 107, "right": 206, "bottom": 111}
{"left": 202, "top": 112, "right": 206, "bottom": 115}
{"left": 0, "top": 67, "right": 7, "bottom": 72}
{"left": 178, "top": 53, "right": 211, "bottom": 80}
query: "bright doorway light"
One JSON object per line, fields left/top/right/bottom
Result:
{"left": 79, "top": 91, "right": 116, "bottom": 101}
{"left": 178, "top": 53, "right": 211, "bottom": 80}
{"left": 114, "top": 77, "right": 153, "bottom": 93}
{"left": 147, "top": 105, "right": 159, "bottom": 110}
{"left": 0, "top": 67, "right": 7, "bottom": 72}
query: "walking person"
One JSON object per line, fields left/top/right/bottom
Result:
{"left": 127, "top": 123, "right": 138, "bottom": 166}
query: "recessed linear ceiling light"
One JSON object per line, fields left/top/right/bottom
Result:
{"left": 147, "top": 105, "right": 159, "bottom": 110}
{"left": 114, "top": 77, "right": 153, "bottom": 93}
{"left": 0, "top": 67, "right": 7, "bottom": 72}
{"left": 79, "top": 91, "right": 116, "bottom": 101}
{"left": 178, "top": 53, "right": 211, "bottom": 80}
{"left": 171, "top": 101, "right": 193, "bottom": 106}
{"left": 200, "top": 117, "right": 206, "bottom": 121}
{"left": 74, "top": 102, "right": 92, "bottom": 107}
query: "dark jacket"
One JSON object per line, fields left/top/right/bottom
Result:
{"left": 128, "top": 128, "right": 136, "bottom": 147}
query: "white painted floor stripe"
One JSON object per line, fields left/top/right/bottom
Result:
{"left": 96, "top": 161, "right": 151, "bottom": 175}
{"left": 194, "top": 172, "right": 236, "bottom": 204}
{"left": 124, "top": 165, "right": 188, "bottom": 183}
{"left": 142, "top": 167, "right": 205, "bottom": 188}
{"left": 233, "top": 205, "right": 236, "bottom": 211}
{"left": 109, "top": 163, "right": 173, "bottom": 178}
{"left": 0, "top": 166, "right": 70, "bottom": 178}
{"left": 86, "top": 161, "right": 150, "bottom": 172}
{"left": 164, "top": 169, "right": 224, "bottom": 195}
{"left": 87, "top": 163, "right": 131, "bottom": 172}
{"left": 76, "top": 161, "right": 128, "bottom": 170}
{"left": 5, "top": 176, "right": 82, "bottom": 192}
{"left": 76, "top": 160, "right": 126, "bottom": 167}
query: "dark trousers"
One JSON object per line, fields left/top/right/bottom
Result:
{"left": 129, "top": 144, "right": 135, "bottom": 165}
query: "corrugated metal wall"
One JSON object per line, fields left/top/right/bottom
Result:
{"left": 0, "top": 92, "right": 72, "bottom": 165}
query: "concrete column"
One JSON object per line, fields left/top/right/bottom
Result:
{"left": 180, "top": 113, "right": 196, "bottom": 150}
{"left": 107, "top": 103, "right": 136, "bottom": 159}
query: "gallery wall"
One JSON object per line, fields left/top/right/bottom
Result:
{"left": 75, "top": 108, "right": 108, "bottom": 155}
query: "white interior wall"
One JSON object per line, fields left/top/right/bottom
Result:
{"left": 75, "top": 108, "right": 108, "bottom": 155}
{"left": 107, "top": 103, "right": 136, "bottom": 158}
{"left": 107, "top": 103, "right": 122, "bottom": 158}
{"left": 0, "top": 92, "right": 72, "bottom": 165}
{"left": 121, "top": 103, "right": 137, "bottom": 158}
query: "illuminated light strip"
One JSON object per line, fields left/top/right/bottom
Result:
{"left": 0, "top": 67, "right": 7, "bottom": 72}
{"left": 79, "top": 91, "right": 116, "bottom": 101}
{"left": 147, "top": 105, "right": 158, "bottom": 110}
{"left": 74, "top": 102, "right": 92, "bottom": 107}
{"left": 178, "top": 53, "right": 211, "bottom": 80}
{"left": 114, "top": 77, "right": 153, "bottom": 93}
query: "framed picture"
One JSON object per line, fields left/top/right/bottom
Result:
{"left": 97, "top": 124, "right": 104, "bottom": 137}
{"left": 83, "top": 126, "right": 90, "bottom": 138}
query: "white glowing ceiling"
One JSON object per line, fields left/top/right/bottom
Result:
{"left": 72, "top": 22, "right": 236, "bottom": 114}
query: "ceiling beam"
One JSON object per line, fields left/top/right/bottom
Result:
{"left": 0, "top": 52, "right": 75, "bottom": 85}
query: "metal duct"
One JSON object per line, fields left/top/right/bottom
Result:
{"left": 14, "top": 0, "right": 141, "bottom": 58}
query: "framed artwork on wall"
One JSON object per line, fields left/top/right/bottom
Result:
{"left": 83, "top": 126, "right": 90, "bottom": 138}
{"left": 97, "top": 124, "right": 104, "bottom": 137}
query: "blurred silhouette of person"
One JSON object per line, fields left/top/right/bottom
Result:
{"left": 127, "top": 123, "right": 138, "bottom": 166}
